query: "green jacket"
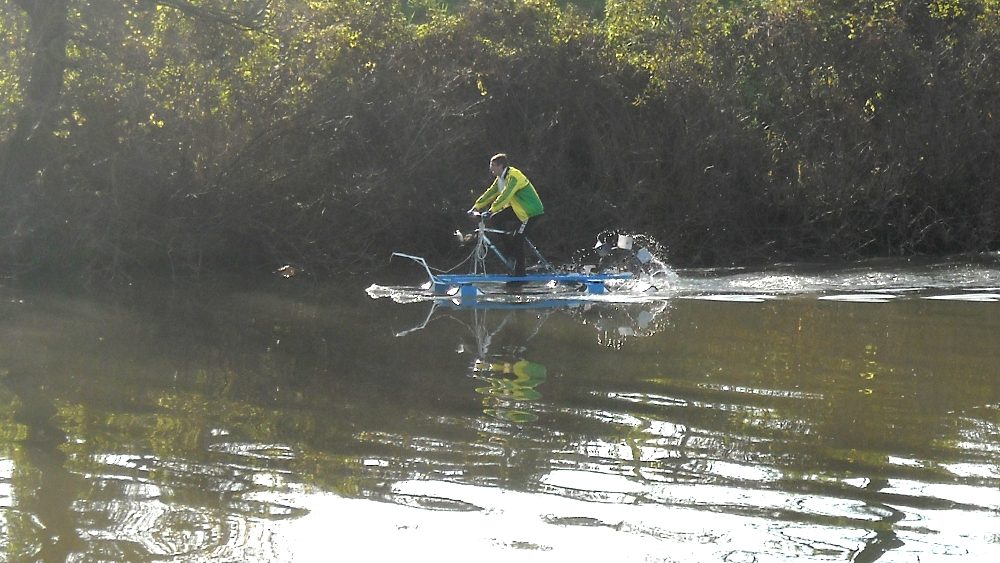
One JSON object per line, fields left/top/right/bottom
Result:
{"left": 473, "top": 166, "right": 544, "bottom": 222}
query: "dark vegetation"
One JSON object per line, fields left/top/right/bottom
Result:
{"left": 2, "top": 0, "right": 999, "bottom": 282}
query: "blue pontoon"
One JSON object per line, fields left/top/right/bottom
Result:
{"left": 392, "top": 213, "right": 641, "bottom": 300}
{"left": 392, "top": 253, "right": 634, "bottom": 298}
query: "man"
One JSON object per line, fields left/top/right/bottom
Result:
{"left": 468, "top": 153, "right": 544, "bottom": 277}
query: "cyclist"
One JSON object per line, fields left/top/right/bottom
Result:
{"left": 467, "top": 153, "right": 544, "bottom": 277}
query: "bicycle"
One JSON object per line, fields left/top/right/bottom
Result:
{"left": 391, "top": 213, "right": 634, "bottom": 299}
{"left": 462, "top": 211, "right": 553, "bottom": 275}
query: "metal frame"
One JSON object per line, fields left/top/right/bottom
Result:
{"left": 391, "top": 214, "right": 634, "bottom": 300}
{"left": 469, "top": 215, "right": 552, "bottom": 275}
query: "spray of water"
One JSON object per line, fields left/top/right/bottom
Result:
{"left": 570, "top": 229, "right": 679, "bottom": 294}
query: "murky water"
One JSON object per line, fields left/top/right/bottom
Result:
{"left": 2, "top": 257, "right": 1000, "bottom": 561}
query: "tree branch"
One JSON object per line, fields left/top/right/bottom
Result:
{"left": 147, "top": 0, "right": 270, "bottom": 31}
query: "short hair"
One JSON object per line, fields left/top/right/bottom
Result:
{"left": 490, "top": 153, "right": 508, "bottom": 168}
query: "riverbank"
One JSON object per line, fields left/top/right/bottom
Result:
{"left": 3, "top": 2, "right": 998, "bottom": 280}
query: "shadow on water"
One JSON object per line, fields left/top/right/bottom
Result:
{"left": 1, "top": 264, "right": 1000, "bottom": 560}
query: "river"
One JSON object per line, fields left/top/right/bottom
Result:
{"left": 2, "top": 257, "right": 1000, "bottom": 561}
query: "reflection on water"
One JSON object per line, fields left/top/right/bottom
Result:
{"left": 462, "top": 307, "right": 551, "bottom": 423}
{"left": 404, "top": 300, "right": 671, "bottom": 424}
{"left": 474, "top": 358, "right": 547, "bottom": 423}
{"left": 2, "top": 260, "right": 1000, "bottom": 560}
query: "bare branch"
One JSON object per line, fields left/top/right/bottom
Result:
{"left": 147, "top": 0, "right": 270, "bottom": 31}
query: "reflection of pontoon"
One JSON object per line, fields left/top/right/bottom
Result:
{"left": 394, "top": 296, "right": 670, "bottom": 350}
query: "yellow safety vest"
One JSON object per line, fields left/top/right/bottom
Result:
{"left": 473, "top": 166, "right": 544, "bottom": 222}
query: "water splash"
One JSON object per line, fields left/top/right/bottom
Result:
{"left": 570, "top": 230, "right": 679, "bottom": 295}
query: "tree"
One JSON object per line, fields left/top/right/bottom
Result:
{"left": 1, "top": 0, "right": 69, "bottom": 191}
{"left": 0, "top": 0, "right": 273, "bottom": 277}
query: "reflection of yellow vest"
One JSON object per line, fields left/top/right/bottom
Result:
{"left": 511, "top": 360, "right": 546, "bottom": 385}
{"left": 483, "top": 359, "right": 547, "bottom": 401}
{"left": 489, "top": 360, "right": 547, "bottom": 384}
{"left": 473, "top": 167, "right": 544, "bottom": 222}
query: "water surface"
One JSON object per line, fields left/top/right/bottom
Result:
{"left": 2, "top": 258, "right": 1000, "bottom": 561}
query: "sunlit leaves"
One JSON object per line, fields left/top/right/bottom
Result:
{"left": 0, "top": 5, "right": 27, "bottom": 138}
{"left": 604, "top": 0, "right": 745, "bottom": 93}
{"left": 929, "top": 0, "right": 969, "bottom": 19}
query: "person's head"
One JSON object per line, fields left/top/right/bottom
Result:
{"left": 489, "top": 153, "right": 508, "bottom": 177}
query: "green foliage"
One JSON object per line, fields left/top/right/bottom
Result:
{"left": 0, "top": 5, "right": 27, "bottom": 140}
{"left": 2, "top": 0, "right": 1000, "bottom": 280}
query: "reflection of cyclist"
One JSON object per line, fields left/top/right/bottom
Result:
{"left": 475, "top": 358, "right": 547, "bottom": 424}
{"left": 476, "top": 359, "right": 547, "bottom": 401}
{"left": 465, "top": 310, "right": 549, "bottom": 423}
{"left": 467, "top": 153, "right": 544, "bottom": 277}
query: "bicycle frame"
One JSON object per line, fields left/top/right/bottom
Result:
{"left": 470, "top": 215, "right": 552, "bottom": 275}
{"left": 392, "top": 215, "right": 633, "bottom": 297}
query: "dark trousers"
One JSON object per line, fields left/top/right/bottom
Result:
{"left": 501, "top": 217, "right": 536, "bottom": 276}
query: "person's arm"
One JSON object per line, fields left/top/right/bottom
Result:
{"left": 472, "top": 177, "right": 501, "bottom": 211}
{"left": 488, "top": 171, "right": 523, "bottom": 213}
